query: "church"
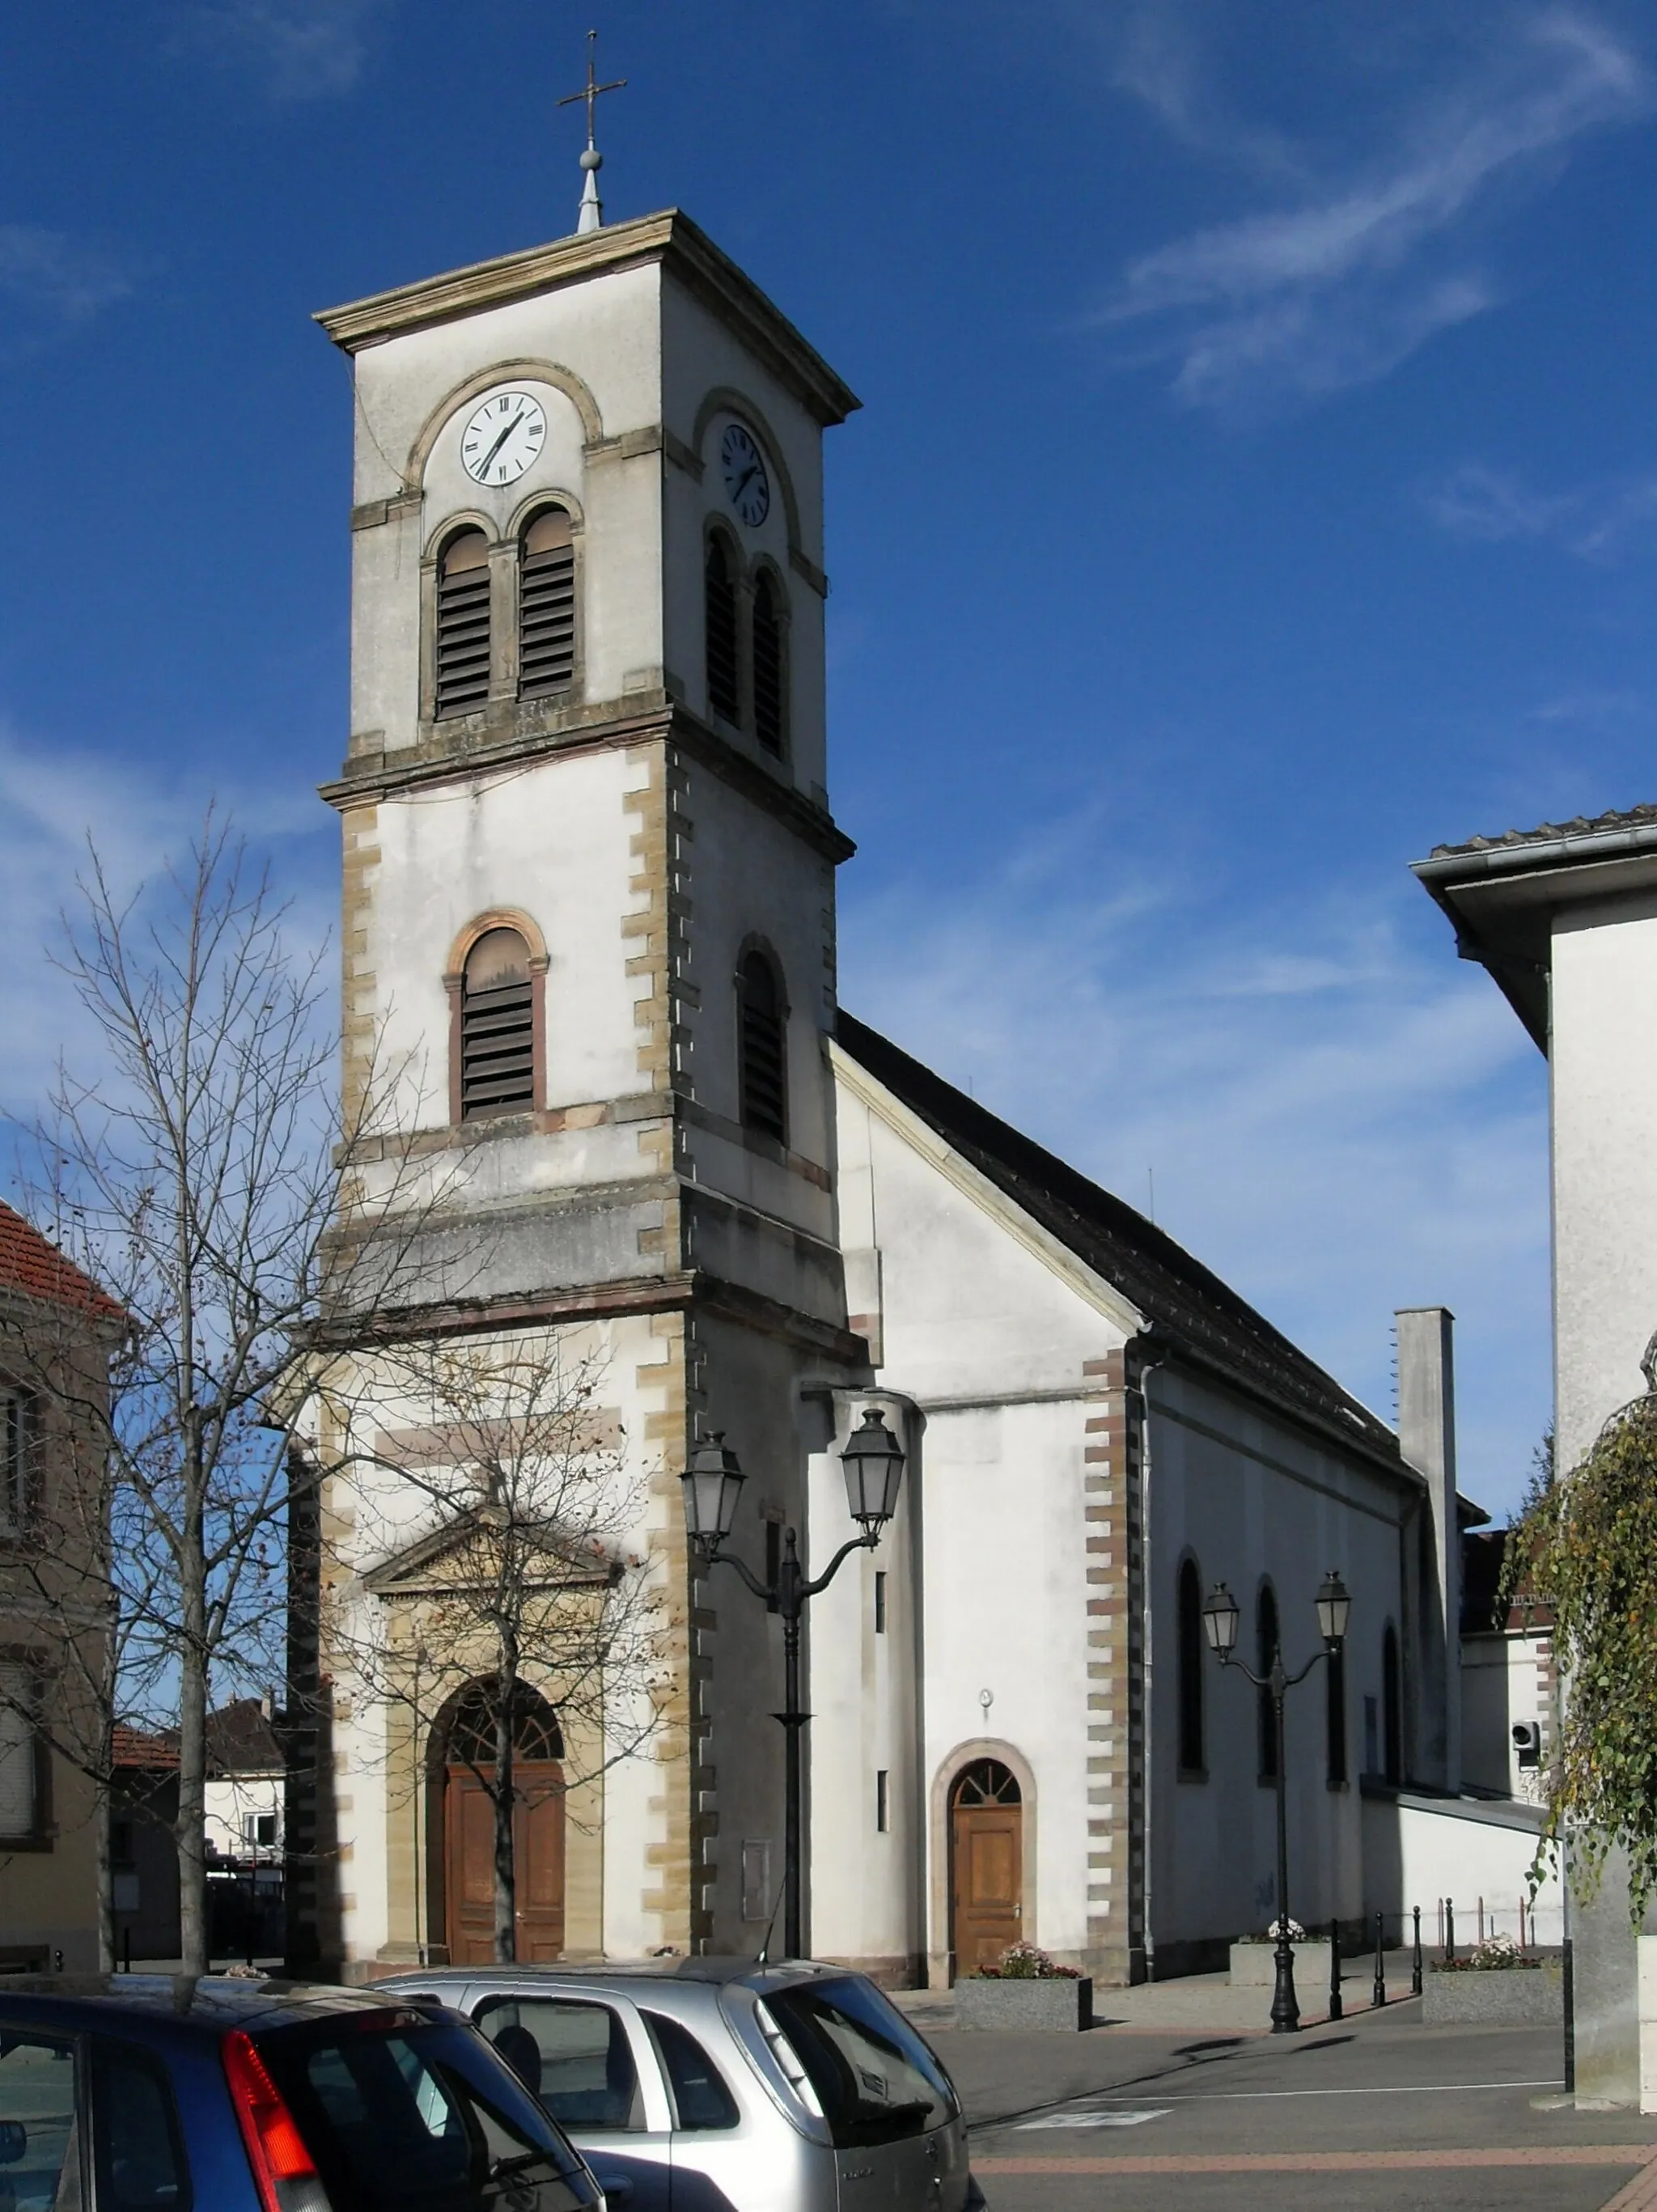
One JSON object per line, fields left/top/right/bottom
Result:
{"left": 286, "top": 158, "right": 1524, "bottom": 1989}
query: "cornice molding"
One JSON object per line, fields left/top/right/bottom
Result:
{"left": 316, "top": 210, "right": 861, "bottom": 429}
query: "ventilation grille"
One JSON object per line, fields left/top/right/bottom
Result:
{"left": 460, "top": 981, "right": 535, "bottom": 1117}
{"left": 740, "top": 1000, "right": 786, "bottom": 1141}
{"left": 519, "top": 541, "right": 576, "bottom": 696}
{"left": 753, "top": 586, "right": 783, "bottom": 756}
{"left": 706, "top": 547, "right": 740, "bottom": 723}
{"left": 435, "top": 561, "right": 491, "bottom": 717}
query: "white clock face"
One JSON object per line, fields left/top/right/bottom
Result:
{"left": 721, "top": 422, "right": 770, "bottom": 528}
{"left": 460, "top": 391, "right": 548, "bottom": 488}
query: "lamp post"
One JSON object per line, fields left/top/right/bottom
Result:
{"left": 680, "top": 1408, "right": 906, "bottom": 1961}
{"left": 1202, "top": 1570, "right": 1350, "bottom": 2033}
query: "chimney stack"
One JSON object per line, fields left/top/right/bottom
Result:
{"left": 1396, "top": 1307, "right": 1460, "bottom": 1793}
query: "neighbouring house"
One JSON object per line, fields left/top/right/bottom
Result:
{"left": 206, "top": 1697, "right": 285, "bottom": 1864}
{"left": 0, "top": 1201, "right": 122, "bottom": 1973}
{"left": 1416, "top": 804, "right": 1657, "bottom": 2104}
{"left": 286, "top": 194, "right": 1551, "bottom": 1990}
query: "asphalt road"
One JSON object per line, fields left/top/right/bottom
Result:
{"left": 932, "top": 2002, "right": 1657, "bottom": 2212}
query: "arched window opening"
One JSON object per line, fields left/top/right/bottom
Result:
{"left": 1382, "top": 1624, "right": 1402, "bottom": 1784}
{"left": 1257, "top": 1584, "right": 1280, "bottom": 1782}
{"left": 706, "top": 536, "right": 740, "bottom": 724}
{"left": 1176, "top": 1557, "right": 1205, "bottom": 1776}
{"left": 435, "top": 529, "right": 492, "bottom": 718}
{"left": 460, "top": 927, "right": 536, "bottom": 1119}
{"left": 519, "top": 507, "right": 576, "bottom": 697}
{"left": 752, "top": 571, "right": 785, "bottom": 756}
{"left": 951, "top": 1759, "right": 1021, "bottom": 1807}
{"left": 738, "top": 951, "right": 786, "bottom": 1142}
{"left": 1325, "top": 1644, "right": 1347, "bottom": 1786}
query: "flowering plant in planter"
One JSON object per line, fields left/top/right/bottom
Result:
{"left": 1435, "top": 1934, "right": 1541, "bottom": 1973}
{"left": 975, "top": 1941, "right": 1081, "bottom": 1980}
{"left": 1237, "top": 1918, "right": 1307, "bottom": 1944}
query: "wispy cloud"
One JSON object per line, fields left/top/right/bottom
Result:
{"left": 1422, "top": 458, "right": 1657, "bottom": 557}
{"left": 1102, "top": 12, "right": 1647, "bottom": 413}
{"left": 176, "top": 0, "right": 387, "bottom": 101}
{"left": 0, "top": 226, "right": 135, "bottom": 360}
{"left": 841, "top": 837, "right": 1549, "bottom": 1517}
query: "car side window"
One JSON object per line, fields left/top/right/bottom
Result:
{"left": 641, "top": 2015, "right": 739, "bottom": 2133}
{"left": 90, "top": 2036, "right": 191, "bottom": 2212}
{"left": 0, "top": 2028, "right": 80, "bottom": 2212}
{"left": 477, "top": 2000, "right": 643, "bottom": 2134}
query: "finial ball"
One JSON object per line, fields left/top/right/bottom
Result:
{"left": 580, "top": 147, "right": 604, "bottom": 172}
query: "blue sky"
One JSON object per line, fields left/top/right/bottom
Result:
{"left": 6, "top": 2, "right": 1655, "bottom": 1515}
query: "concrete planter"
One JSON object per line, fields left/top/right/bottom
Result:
{"left": 954, "top": 1976, "right": 1093, "bottom": 2032}
{"left": 1422, "top": 1965, "right": 1562, "bottom": 2026}
{"left": 1229, "top": 1942, "right": 1335, "bottom": 1992}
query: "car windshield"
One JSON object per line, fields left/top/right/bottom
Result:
{"left": 759, "top": 1978, "right": 956, "bottom": 2149}
{"left": 254, "top": 2013, "right": 591, "bottom": 2212}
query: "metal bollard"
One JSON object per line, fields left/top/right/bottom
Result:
{"left": 1412, "top": 1905, "right": 1423, "bottom": 1996}
{"left": 1329, "top": 1918, "right": 1342, "bottom": 2021}
{"left": 1372, "top": 1910, "right": 1386, "bottom": 2009}
{"left": 1445, "top": 1897, "right": 1456, "bottom": 1964}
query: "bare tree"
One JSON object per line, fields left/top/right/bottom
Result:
{"left": 9, "top": 816, "right": 441, "bottom": 1975}
{"left": 328, "top": 1333, "right": 662, "bottom": 1963}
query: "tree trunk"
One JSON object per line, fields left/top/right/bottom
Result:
{"left": 494, "top": 1651, "right": 518, "bottom": 1964}
{"left": 176, "top": 1447, "right": 210, "bottom": 1975}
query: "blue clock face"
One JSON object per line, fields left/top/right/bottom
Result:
{"left": 721, "top": 422, "right": 770, "bottom": 528}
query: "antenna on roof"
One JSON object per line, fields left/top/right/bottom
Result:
{"left": 557, "top": 28, "right": 627, "bottom": 235}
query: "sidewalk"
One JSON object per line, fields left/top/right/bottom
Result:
{"left": 893, "top": 1951, "right": 1422, "bottom": 2036}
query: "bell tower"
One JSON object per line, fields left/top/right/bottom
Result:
{"left": 311, "top": 203, "right": 871, "bottom": 1968}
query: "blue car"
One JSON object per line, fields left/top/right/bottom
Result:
{"left": 0, "top": 1974, "right": 604, "bottom": 2212}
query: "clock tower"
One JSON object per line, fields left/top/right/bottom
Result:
{"left": 307, "top": 210, "right": 872, "bottom": 1970}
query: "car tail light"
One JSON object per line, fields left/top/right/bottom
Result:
{"left": 222, "top": 2030, "right": 333, "bottom": 2212}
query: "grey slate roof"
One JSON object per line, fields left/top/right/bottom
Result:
{"left": 835, "top": 1011, "right": 1406, "bottom": 1476}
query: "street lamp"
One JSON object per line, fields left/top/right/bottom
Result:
{"left": 1205, "top": 1569, "right": 1350, "bottom": 2033}
{"left": 680, "top": 1410, "right": 907, "bottom": 1961}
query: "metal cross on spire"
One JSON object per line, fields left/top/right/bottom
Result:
{"left": 557, "top": 29, "right": 626, "bottom": 235}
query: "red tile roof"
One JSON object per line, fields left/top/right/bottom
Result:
{"left": 111, "top": 1725, "right": 180, "bottom": 1770}
{"left": 0, "top": 1201, "right": 123, "bottom": 1320}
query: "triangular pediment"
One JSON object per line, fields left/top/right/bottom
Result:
{"left": 362, "top": 1506, "right": 621, "bottom": 1599}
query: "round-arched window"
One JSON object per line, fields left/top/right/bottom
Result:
{"left": 436, "top": 529, "right": 491, "bottom": 717}
{"left": 460, "top": 926, "right": 535, "bottom": 1118}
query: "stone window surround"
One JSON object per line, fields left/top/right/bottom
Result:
{"left": 421, "top": 494, "right": 588, "bottom": 731}
{"left": 0, "top": 1644, "right": 53, "bottom": 1852}
{"left": 443, "top": 908, "right": 550, "bottom": 1129}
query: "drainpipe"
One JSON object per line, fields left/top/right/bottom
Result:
{"left": 1134, "top": 1333, "right": 1166, "bottom": 1984}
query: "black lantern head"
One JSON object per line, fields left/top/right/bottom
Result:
{"left": 840, "top": 1408, "right": 906, "bottom": 1536}
{"left": 1202, "top": 1581, "right": 1240, "bottom": 1659}
{"left": 1316, "top": 1569, "right": 1351, "bottom": 1651}
{"left": 681, "top": 1433, "right": 746, "bottom": 1553}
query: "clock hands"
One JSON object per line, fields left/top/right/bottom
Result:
{"left": 478, "top": 407, "right": 528, "bottom": 478}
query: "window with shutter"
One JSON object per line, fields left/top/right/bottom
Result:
{"left": 435, "top": 529, "right": 492, "bottom": 717}
{"left": 519, "top": 508, "right": 576, "bottom": 697}
{"left": 1176, "top": 1557, "right": 1205, "bottom": 1776}
{"left": 752, "top": 571, "right": 785, "bottom": 756}
{"left": 0, "top": 1668, "right": 36, "bottom": 1840}
{"left": 460, "top": 927, "right": 536, "bottom": 1119}
{"left": 706, "top": 536, "right": 740, "bottom": 724}
{"left": 738, "top": 951, "right": 786, "bottom": 1142}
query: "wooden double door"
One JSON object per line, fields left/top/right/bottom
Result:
{"left": 444, "top": 1761, "right": 566, "bottom": 1964}
{"left": 950, "top": 1759, "right": 1023, "bottom": 1977}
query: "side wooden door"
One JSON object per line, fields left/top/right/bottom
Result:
{"left": 513, "top": 1762, "right": 566, "bottom": 1961}
{"left": 445, "top": 1765, "right": 498, "bottom": 1964}
{"left": 951, "top": 1804, "right": 1023, "bottom": 1975}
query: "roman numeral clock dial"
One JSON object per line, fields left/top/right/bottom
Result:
{"left": 721, "top": 422, "right": 770, "bottom": 528}
{"left": 460, "top": 391, "right": 548, "bottom": 487}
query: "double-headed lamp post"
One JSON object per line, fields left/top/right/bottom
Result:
{"left": 1201, "top": 1570, "right": 1351, "bottom": 2033}
{"left": 680, "top": 1409, "right": 906, "bottom": 1961}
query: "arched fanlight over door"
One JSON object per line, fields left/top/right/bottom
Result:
{"left": 460, "top": 927, "right": 536, "bottom": 1117}
{"left": 435, "top": 529, "right": 492, "bottom": 717}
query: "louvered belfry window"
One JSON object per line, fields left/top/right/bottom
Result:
{"left": 519, "top": 507, "right": 576, "bottom": 697}
{"left": 738, "top": 951, "right": 786, "bottom": 1142}
{"left": 460, "top": 927, "right": 536, "bottom": 1118}
{"left": 706, "top": 536, "right": 740, "bottom": 724}
{"left": 435, "top": 529, "right": 492, "bottom": 717}
{"left": 752, "top": 571, "right": 784, "bottom": 756}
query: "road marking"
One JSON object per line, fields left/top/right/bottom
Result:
{"left": 975, "top": 2146, "right": 1657, "bottom": 2176}
{"left": 1013, "top": 2110, "right": 1170, "bottom": 2131}
{"left": 1086, "top": 2078, "right": 1566, "bottom": 2104}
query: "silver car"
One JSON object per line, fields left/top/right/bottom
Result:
{"left": 377, "top": 1959, "right": 981, "bottom": 2212}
